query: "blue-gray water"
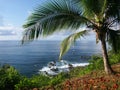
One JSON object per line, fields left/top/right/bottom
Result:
{"left": 0, "top": 40, "right": 101, "bottom": 77}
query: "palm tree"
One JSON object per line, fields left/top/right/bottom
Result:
{"left": 22, "top": 0, "right": 120, "bottom": 74}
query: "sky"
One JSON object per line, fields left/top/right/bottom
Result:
{"left": 0, "top": 0, "right": 45, "bottom": 40}
{"left": 0, "top": 0, "right": 95, "bottom": 41}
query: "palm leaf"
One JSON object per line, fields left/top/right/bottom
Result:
{"left": 105, "top": 0, "right": 120, "bottom": 22}
{"left": 22, "top": 0, "right": 90, "bottom": 43}
{"left": 22, "top": 23, "right": 42, "bottom": 44}
{"left": 107, "top": 29, "right": 120, "bottom": 53}
{"left": 59, "top": 30, "right": 88, "bottom": 60}
{"left": 80, "top": 0, "right": 107, "bottom": 19}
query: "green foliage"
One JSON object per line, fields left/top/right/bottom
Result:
{"left": 0, "top": 64, "right": 21, "bottom": 90}
{"left": 31, "top": 75, "right": 51, "bottom": 87}
{"left": 109, "top": 52, "right": 120, "bottom": 65}
{"left": 15, "top": 75, "right": 51, "bottom": 89}
{"left": 68, "top": 55, "right": 103, "bottom": 76}
{"left": 15, "top": 72, "right": 70, "bottom": 89}
{"left": 108, "top": 30, "right": 120, "bottom": 53}
{"left": 77, "top": 53, "right": 120, "bottom": 76}
{"left": 49, "top": 72, "right": 69, "bottom": 85}
{"left": 69, "top": 66, "right": 84, "bottom": 77}
{"left": 88, "top": 55, "right": 104, "bottom": 70}
{"left": 80, "top": 0, "right": 107, "bottom": 18}
{"left": 15, "top": 77, "right": 32, "bottom": 90}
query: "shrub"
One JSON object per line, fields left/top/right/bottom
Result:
{"left": 49, "top": 72, "right": 69, "bottom": 85}
{"left": 15, "top": 74, "right": 51, "bottom": 89}
{"left": 0, "top": 64, "right": 21, "bottom": 90}
{"left": 88, "top": 55, "right": 104, "bottom": 70}
{"left": 109, "top": 52, "right": 120, "bottom": 64}
{"left": 69, "top": 66, "right": 84, "bottom": 77}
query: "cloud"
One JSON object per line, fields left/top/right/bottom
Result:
{"left": 0, "top": 24, "right": 22, "bottom": 35}
{"left": 0, "top": 30, "right": 16, "bottom": 36}
{"left": 0, "top": 24, "right": 18, "bottom": 30}
{"left": 0, "top": 15, "right": 23, "bottom": 40}
{"left": 0, "top": 24, "right": 23, "bottom": 40}
{"left": 0, "top": 15, "right": 18, "bottom": 36}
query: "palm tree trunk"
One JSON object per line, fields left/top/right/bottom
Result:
{"left": 100, "top": 38, "right": 114, "bottom": 74}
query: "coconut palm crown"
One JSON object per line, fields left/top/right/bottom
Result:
{"left": 23, "top": 0, "right": 120, "bottom": 74}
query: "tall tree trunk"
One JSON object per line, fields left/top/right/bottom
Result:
{"left": 100, "top": 38, "right": 114, "bottom": 74}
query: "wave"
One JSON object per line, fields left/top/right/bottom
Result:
{"left": 39, "top": 60, "right": 89, "bottom": 76}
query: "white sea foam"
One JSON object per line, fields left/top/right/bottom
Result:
{"left": 40, "top": 67, "right": 50, "bottom": 72}
{"left": 72, "top": 63, "right": 89, "bottom": 67}
{"left": 39, "top": 60, "right": 89, "bottom": 76}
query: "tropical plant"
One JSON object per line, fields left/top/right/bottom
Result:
{"left": 22, "top": 0, "right": 120, "bottom": 74}
{"left": 0, "top": 64, "right": 21, "bottom": 90}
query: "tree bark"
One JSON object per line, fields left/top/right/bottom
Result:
{"left": 100, "top": 37, "right": 114, "bottom": 74}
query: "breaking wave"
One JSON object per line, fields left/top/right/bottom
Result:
{"left": 39, "top": 60, "right": 89, "bottom": 76}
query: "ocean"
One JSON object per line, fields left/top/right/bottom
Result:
{"left": 0, "top": 40, "right": 101, "bottom": 77}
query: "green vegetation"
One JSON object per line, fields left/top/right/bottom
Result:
{"left": 15, "top": 75, "right": 51, "bottom": 90}
{"left": 0, "top": 64, "right": 21, "bottom": 90}
{"left": 109, "top": 52, "right": 120, "bottom": 65}
{"left": 0, "top": 52, "right": 120, "bottom": 90}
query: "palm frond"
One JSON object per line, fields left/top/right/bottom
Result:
{"left": 107, "top": 29, "right": 120, "bottom": 53}
{"left": 22, "top": 23, "right": 42, "bottom": 44}
{"left": 22, "top": 0, "right": 89, "bottom": 43}
{"left": 59, "top": 30, "right": 88, "bottom": 60}
{"left": 105, "top": 0, "right": 120, "bottom": 22}
{"left": 80, "top": 0, "right": 107, "bottom": 19}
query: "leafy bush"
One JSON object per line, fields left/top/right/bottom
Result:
{"left": 0, "top": 64, "right": 21, "bottom": 90}
{"left": 109, "top": 52, "right": 120, "bottom": 64}
{"left": 15, "top": 77, "right": 32, "bottom": 90}
{"left": 15, "top": 72, "right": 70, "bottom": 89}
{"left": 69, "top": 66, "right": 84, "bottom": 77}
{"left": 15, "top": 75, "right": 51, "bottom": 89}
{"left": 49, "top": 72, "right": 69, "bottom": 85}
{"left": 88, "top": 55, "right": 104, "bottom": 70}
{"left": 77, "top": 53, "right": 120, "bottom": 76}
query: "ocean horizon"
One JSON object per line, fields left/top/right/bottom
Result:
{"left": 0, "top": 40, "right": 101, "bottom": 77}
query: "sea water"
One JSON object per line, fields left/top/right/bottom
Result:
{"left": 0, "top": 40, "right": 101, "bottom": 77}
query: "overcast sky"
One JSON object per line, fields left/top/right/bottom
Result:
{"left": 0, "top": 0, "right": 95, "bottom": 41}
